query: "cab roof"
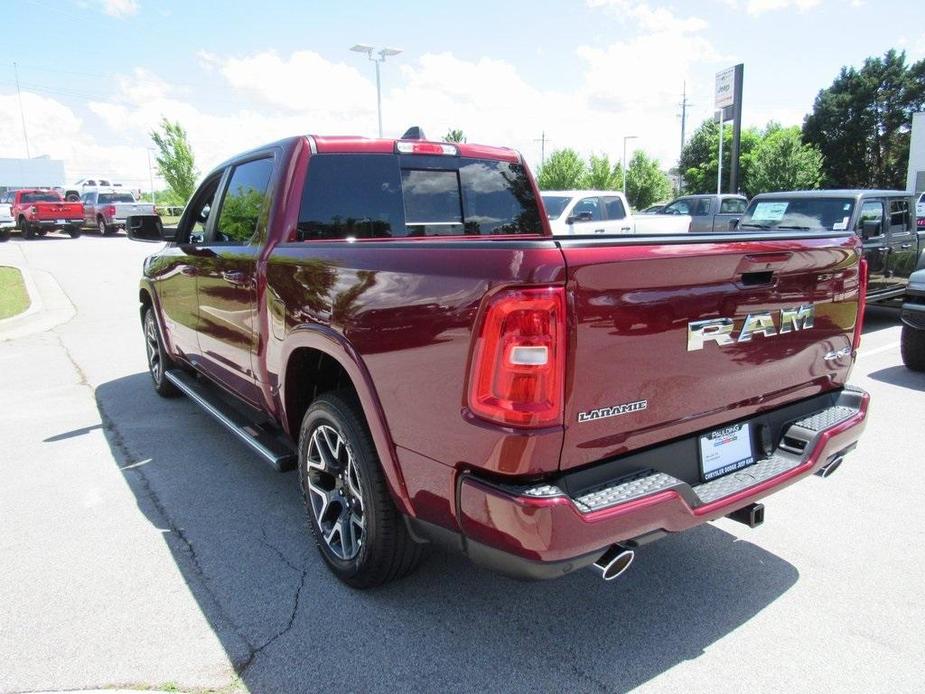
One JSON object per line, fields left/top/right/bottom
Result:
{"left": 309, "top": 135, "right": 522, "bottom": 163}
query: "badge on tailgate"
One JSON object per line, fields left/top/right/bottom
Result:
{"left": 687, "top": 304, "right": 815, "bottom": 351}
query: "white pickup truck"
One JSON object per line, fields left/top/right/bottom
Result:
{"left": 541, "top": 190, "right": 692, "bottom": 235}
{"left": 0, "top": 195, "right": 14, "bottom": 241}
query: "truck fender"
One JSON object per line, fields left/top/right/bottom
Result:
{"left": 279, "top": 326, "right": 414, "bottom": 517}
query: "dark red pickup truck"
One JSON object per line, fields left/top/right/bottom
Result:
{"left": 11, "top": 189, "right": 83, "bottom": 239}
{"left": 129, "top": 134, "right": 870, "bottom": 587}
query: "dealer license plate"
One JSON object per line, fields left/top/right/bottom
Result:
{"left": 699, "top": 423, "right": 755, "bottom": 481}
{"left": 56, "top": 219, "right": 67, "bottom": 224}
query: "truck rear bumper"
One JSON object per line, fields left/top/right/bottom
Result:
{"left": 453, "top": 386, "right": 869, "bottom": 579}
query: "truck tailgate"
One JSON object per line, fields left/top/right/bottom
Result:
{"left": 558, "top": 233, "right": 863, "bottom": 471}
{"left": 35, "top": 202, "right": 82, "bottom": 219}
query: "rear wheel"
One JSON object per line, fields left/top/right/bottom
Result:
{"left": 0, "top": 228, "right": 9, "bottom": 242}
{"left": 143, "top": 307, "right": 179, "bottom": 397}
{"left": 298, "top": 393, "right": 423, "bottom": 588}
{"left": 19, "top": 217, "right": 34, "bottom": 240}
{"left": 97, "top": 217, "right": 110, "bottom": 236}
{"left": 67, "top": 225, "right": 81, "bottom": 239}
{"left": 901, "top": 324, "right": 925, "bottom": 372}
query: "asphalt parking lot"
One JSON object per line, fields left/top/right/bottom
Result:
{"left": 1, "top": 233, "right": 923, "bottom": 694}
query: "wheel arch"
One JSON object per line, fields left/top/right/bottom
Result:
{"left": 280, "top": 326, "right": 413, "bottom": 516}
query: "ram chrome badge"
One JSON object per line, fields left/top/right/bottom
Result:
{"left": 687, "top": 304, "right": 815, "bottom": 351}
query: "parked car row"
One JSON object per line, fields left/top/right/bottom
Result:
{"left": 0, "top": 187, "right": 155, "bottom": 241}
{"left": 539, "top": 188, "right": 924, "bottom": 306}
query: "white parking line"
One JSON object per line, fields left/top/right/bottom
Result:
{"left": 858, "top": 341, "right": 900, "bottom": 359}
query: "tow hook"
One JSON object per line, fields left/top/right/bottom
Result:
{"left": 726, "top": 502, "right": 765, "bottom": 528}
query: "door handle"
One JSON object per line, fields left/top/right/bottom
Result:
{"left": 620, "top": 226, "right": 632, "bottom": 232}
{"left": 594, "top": 228, "right": 606, "bottom": 234}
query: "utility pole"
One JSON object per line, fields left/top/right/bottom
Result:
{"left": 350, "top": 45, "right": 403, "bottom": 138}
{"left": 678, "top": 81, "right": 691, "bottom": 192}
{"left": 728, "top": 63, "right": 744, "bottom": 194}
{"left": 13, "top": 62, "right": 31, "bottom": 159}
{"left": 623, "top": 135, "right": 638, "bottom": 197}
{"left": 146, "top": 148, "right": 155, "bottom": 204}
{"left": 716, "top": 110, "right": 724, "bottom": 195}
{"left": 533, "top": 131, "right": 551, "bottom": 167}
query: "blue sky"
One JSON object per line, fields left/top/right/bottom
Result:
{"left": 1, "top": 0, "right": 923, "bottom": 188}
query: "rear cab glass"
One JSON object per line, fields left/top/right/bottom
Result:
{"left": 739, "top": 197, "right": 855, "bottom": 232}
{"left": 296, "top": 154, "right": 542, "bottom": 240}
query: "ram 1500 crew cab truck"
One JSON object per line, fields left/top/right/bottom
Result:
{"left": 541, "top": 190, "right": 693, "bottom": 235}
{"left": 11, "top": 189, "right": 83, "bottom": 239}
{"left": 129, "top": 134, "right": 870, "bottom": 587}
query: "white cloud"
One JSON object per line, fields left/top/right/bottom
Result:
{"left": 98, "top": 0, "right": 139, "bottom": 18}
{"left": 745, "top": 0, "right": 821, "bottom": 15}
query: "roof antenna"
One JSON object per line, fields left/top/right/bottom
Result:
{"left": 400, "top": 126, "right": 427, "bottom": 140}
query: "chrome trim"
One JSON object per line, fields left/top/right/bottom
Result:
{"left": 163, "top": 371, "right": 282, "bottom": 467}
{"left": 306, "top": 135, "right": 318, "bottom": 154}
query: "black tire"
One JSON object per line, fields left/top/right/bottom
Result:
{"left": 143, "top": 307, "right": 180, "bottom": 397}
{"left": 67, "top": 225, "right": 81, "bottom": 239}
{"left": 298, "top": 392, "right": 424, "bottom": 588}
{"left": 901, "top": 324, "right": 925, "bottom": 372}
{"left": 97, "top": 217, "right": 110, "bottom": 236}
{"left": 65, "top": 192, "right": 80, "bottom": 202}
{"left": 19, "top": 217, "right": 34, "bottom": 240}
{"left": 0, "top": 228, "right": 9, "bottom": 242}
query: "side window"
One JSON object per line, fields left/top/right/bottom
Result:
{"left": 602, "top": 196, "right": 626, "bottom": 220}
{"left": 298, "top": 155, "right": 403, "bottom": 240}
{"left": 213, "top": 158, "right": 274, "bottom": 243}
{"left": 181, "top": 174, "right": 223, "bottom": 243}
{"left": 664, "top": 199, "right": 691, "bottom": 215}
{"left": 571, "top": 197, "right": 602, "bottom": 222}
{"left": 857, "top": 200, "right": 884, "bottom": 237}
{"left": 721, "top": 198, "right": 746, "bottom": 214}
{"left": 81, "top": 193, "right": 92, "bottom": 204}
{"left": 693, "top": 198, "right": 712, "bottom": 216}
{"left": 888, "top": 199, "right": 910, "bottom": 232}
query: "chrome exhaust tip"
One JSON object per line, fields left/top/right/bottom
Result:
{"left": 591, "top": 545, "right": 635, "bottom": 581}
{"left": 816, "top": 455, "right": 844, "bottom": 478}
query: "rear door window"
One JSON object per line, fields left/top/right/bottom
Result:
{"left": 888, "top": 199, "right": 910, "bottom": 232}
{"left": 720, "top": 198, "right": 746, "bottom": 214}
{"left": 602, "top": 196, "right": 627, "bottom": 220}
{"left": 296, "top": 154, "right": 541, "bottom": 240}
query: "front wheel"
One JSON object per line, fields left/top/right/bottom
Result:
{"left": 298, "top": 393, "right": 424, "bottom": 588}
{"left": 143, "top": 307, "right": 179, "bottom": 397}
{"left": 901, "top": 324, "right": 925, "bottom": 372}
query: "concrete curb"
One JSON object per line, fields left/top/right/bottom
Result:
{"left": 0, "top": 247, "right": 76, "bottom": 341}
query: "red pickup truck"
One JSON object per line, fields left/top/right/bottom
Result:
{"left": 128, "top": 134, "right": 870, "bottom": 587}
{"left": 11, "top": 189, "right": 83, "bottom": 239}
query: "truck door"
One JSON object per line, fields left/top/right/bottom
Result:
{"left": 152, "top": 173, "right": 223, "bottom": 363}
{"left": 602, "top": 195, "right": 633, "bottom": 234}
{"left": 717, "top": 197, "right": 747, "bottom": 231}
{"left": 856, "top": 199, "right": 891, "bottom": 295}
{"left": 194, "top": 155, "right": 274, "bottom": 407}
{"left": 567, "top": 196, "right": 605, "bottom": 234}
{"left": 886, "top": 197, "right": 917, "bottom": 292}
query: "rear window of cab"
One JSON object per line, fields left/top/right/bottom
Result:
{"left": 295, "top": 154, "right": 542, "bottom": 240}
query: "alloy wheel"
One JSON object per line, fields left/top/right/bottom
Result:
{"left": 145, "top": 313, "right": 162, "bottom": 384}
{"left": 305, "top": 424, "right": 365, "bottom": 561}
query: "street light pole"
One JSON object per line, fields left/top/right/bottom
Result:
{"left": 622, "top": 135, "right": 638, "bottom": 197}
{"left": 146, "top": 147, "right": 155, "bottom": 204}
{"left": 350, "top": 44, "right": 403, "bottom": 138}
{"left": 716, "top": 110, "right": 724, "bottom": 195}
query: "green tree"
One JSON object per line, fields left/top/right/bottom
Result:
{"left": 581, "top": 153, "right": 623, "bottom": 190}
{"left": 679, "top": 119, "right": 761, "bottom": 196}
{"left": 536, "top": 149, "right": 587, "bottom": 190}
{"left": 749, "top": 123, "right": 823, "bottom": 193}
{"left": 803, "top": 49, "right": 925, "bottom": 189}
{"left": 150, "top": 118, "right": 198, "bottom": 204}
{"left": 443, "top": 128, "right": 466, "bottom": 143}
{"left": 624, "top": 150, "right": 672, "bottom": 210}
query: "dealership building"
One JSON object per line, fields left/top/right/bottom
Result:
{"left": 0, "top": 156, "right": 66, "bottom": 190}
{"left": 908, "top": 112, "right": 925, "bottom": 194}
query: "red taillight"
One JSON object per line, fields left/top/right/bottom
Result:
{"left": 105, "top": 205, "right": 116, "bottom": 216}
{"left": 852, "top": 258, "right": 868, "bottom": 352}
{"left": 467, "top": 286, "right": 565, "bottom": 428}
{"left": 395, "top": 141, "right": 458, "bottom": 155}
